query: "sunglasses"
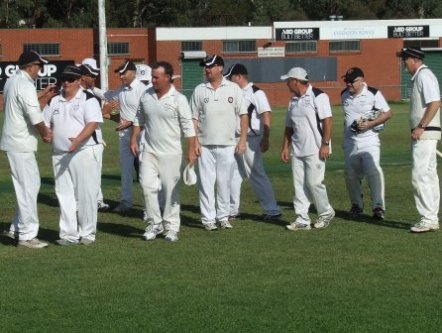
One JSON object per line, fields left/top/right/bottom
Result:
{"left": 344, "top": 78, "right": 361, "bottom": 84}
{"left": 61, "top": 77, "right": 78, "bottom": 83}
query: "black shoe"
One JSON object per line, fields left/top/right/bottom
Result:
{"left": 262, "top": 213, "right": 282, "bottom": 221}
{"left": 349, "top": 205, "right": 363, "bottom": 218}
{"left": 372, "top": 207, "right": 385, "bottom": 220}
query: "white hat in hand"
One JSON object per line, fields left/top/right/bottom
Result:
{"left": 183, "top": 164, "right": 197, "bottom": 186}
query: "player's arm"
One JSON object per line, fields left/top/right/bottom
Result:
{"left": 319, "top": 117, "right": 332, "bottom": 160}
{"left": 280, "top": 126, "right": 293, "bottom": 163}
{"left": 192, "top": 119, "right": 201, "bottom": 156}
{"left": 260, "top": 111, "right": 271, "bottom": 152}
{"left": 68, "top": 122, "right": 98, "bottom": 153}
{"left": 34, "top": 121, "right": 52, "bottom": 143}
{"left": 186, "top": 136, "right": 197, "bottom": 165}
{"left": 412, "top": 100, "right": 441, "bottom": 140}
{"left": 236, "top": 114, "right": 248, "bottom": 155}
{"left": 130, "top": 125, "right": 141, "bottom": 156}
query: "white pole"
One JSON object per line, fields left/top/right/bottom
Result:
{"left": 98, "top": 0, "right": 109, "bottom": 91}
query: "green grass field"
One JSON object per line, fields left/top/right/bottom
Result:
{"left": 1, "top": 103, "right": 442, "bottom": 332}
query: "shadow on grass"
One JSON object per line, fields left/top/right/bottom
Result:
{"left": 336, "top": 209, "right": 411, "bottom": 230}
{"left": 0, "top": 222, "right": 59, "bottom": 245}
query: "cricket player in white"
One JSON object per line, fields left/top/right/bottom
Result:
{"left": 224, "top": 63, "right": 281, "bottom": 220}
{"left": 130, "top": 61, "right": 196, "bottom": 242}
{"left": 191, "top": 55, "right": 248, "bottom": 230}
{"left": 280, "top": 67, "right": 335, "bottom": 230}
{"left": 398, "top": 47, "right": 441, "bottom": 233}
{"left": 111, "top": 60, "right": 148, "bottom": 213}
{"left": 44, "top": 66, "right": 103, "bottom": 245}
{"left": 1, "top": 50, "right": 53, "bottom": 248}
{"left": 341, "top": 67, "right": 392, "bottom": 220}
{"left": 79, "top": 58, "right": 109, "bottom": 211}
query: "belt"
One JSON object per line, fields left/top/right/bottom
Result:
{"left": 411, "top": 126, "right": 441, "bottom": 132}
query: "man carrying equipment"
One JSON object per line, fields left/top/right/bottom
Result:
{"left": 341, "top": 67, "right": 392, "bottom": 220}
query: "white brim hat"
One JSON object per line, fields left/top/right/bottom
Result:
{"left": 183, "top": 164, "right": 197, "bottom": 186}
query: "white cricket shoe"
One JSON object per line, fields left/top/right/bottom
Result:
{"left": 143, "top": 223, "right": 164, "bottom": 241}
{"left": 410, "top": 221, "right": 439, "bottom": 233}
{"left": 219, "top": 220, "right": 233, "bottom": 229}
{"left": 204, "top": 222, "right": 218, "bottom": 231}
{"left": 165, "top": 231, "right": 179, "bottom": 242}
{"left": 286, "top": 222, "right": 311, "bottom": 231}
{"left": 314, "top": 209, "right": 336, "bottom": 229}
{"left": 19, "top": 238, "right": 48, "bottom": 249}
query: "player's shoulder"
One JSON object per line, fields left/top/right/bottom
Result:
{"left": 366, "top": 86, "right": 379, "bottom": 96}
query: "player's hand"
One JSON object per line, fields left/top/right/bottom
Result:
{"left": 411, "top": 127, "right": 425, "bottom": 140}
{"left": 319, "top": 145, "right": 330, "bottom": 160}
{"left": 235, "top": 140, "right": 246, "bottom": 155}
{"left": 41, "top": 128, "right": 52, "bottom": 143}
{"left": 130, "top": 141, "right": 138, "bottom": 157}
{"left": 116, "top": 119, "right": 133, "bottom": 131}
{"left": 194, "top": 140, "right": 202, "bottom": 157}
{"left": 68, "top": 137, "right": 79, "bottom": 153}
{"left": 261, "top": 137, "right": 269, "bottom": 153}
{"left": 280, "top": 148, "right": 289, "bottom": 163}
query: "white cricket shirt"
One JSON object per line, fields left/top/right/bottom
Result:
{"left": 341, "top": 83, "right": 390, "bottom": 146}
{"left": 134, "top": 85, "right": 195, "bottom": 155}
{"left": 43, "top": 88, "right": 103, "bottom": 153}
{"left": 0, "top": 70, "right": 44, "bottom": 152}
{"left": 191, "top": 78, "right": 247, "bottom": 146}
{"left": 285, "top": 85, "right": 332, "bottom": 157}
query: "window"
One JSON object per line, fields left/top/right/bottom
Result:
{"left": 108, "top": 42, "right": 129, "bottom": 56}
{"left": 404, "top": 39, "right": 439, "bottom": 48}
{"left": 329, "top": 40, "right": 360, "bottom": 53}
{"left": 285, "top": 41, "right": 317, "bottom": 54}
{"left": 24, "top": 43, "right": 60, "bottom": 56}
{"left": 182, "top": 41, "right": 202, "bottom": 51}
{"left": 223, "top": 40, "right": 256, "bottom": 53}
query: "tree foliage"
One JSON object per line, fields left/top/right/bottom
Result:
{"left": 0, "top": 0, "right": 441, "bottom": 28}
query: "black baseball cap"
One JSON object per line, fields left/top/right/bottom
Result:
{"left": 224, "top": 63, "right": 248, "bottom": 79}
{"left": 200, "top": 55, "right": 224, "bottom": 67}
{"left": 397, "top": 47, "right": 425, "bottom": 60}
{"left": 342, "top": 67, "right": 364, "bottom": 83}
{"left": 60, "top": 65, "right": 82, "bottom": 80}
{"left": 114, "top": 60, "right": 137, "bottom": 74}
{"left": 80, "top": 64, "right": 99, "bottom": 78}
{"left": 18, "top": 50, "right": 48, "bottom": 67}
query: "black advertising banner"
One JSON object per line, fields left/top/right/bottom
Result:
{"left": 276, "top": 28, "right": 319, "bottom": 41}
{"left": 388, "top": 25, "right": 430, "bottom": 38}
{"left": 0, "top": 60, "right": 75, "bottom": 92}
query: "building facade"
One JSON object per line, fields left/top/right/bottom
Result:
{"left": 1, "top": 19, "right": 441, "bottom": 106}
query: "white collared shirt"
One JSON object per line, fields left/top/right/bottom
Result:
{"left": 117, "top": 78, "right": 148, "bottom": 122}
{"left": 134, "top": 85, "right": 195, "bottom": 155}
{"left": 191, "top": 78, "right": 247, "bottom": 146}
{"left": 43, "top": 88, "right": 103, "bottom": 153}
{"left": 285, "top": 84, "right": 332, "bottom": 157}
{"left": 1, "top": 70, "right": 44, "bottom": 152}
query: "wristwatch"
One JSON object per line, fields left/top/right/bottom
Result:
{"left": 322, "top": 140, "right": 330, "bottom": 146}
{"left": 417, "top": 123, "right": 426, "bottom": 129}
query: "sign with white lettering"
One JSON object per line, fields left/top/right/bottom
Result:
{"left": 388, "top": 25, "right": 429, "bottom": 38}
{"left": 276, "top": 28, "right": 319, "bottom": 41}
{"left": 0, "top": 61, "right": 75, "bottom": 92}
{"left": 257, "top": 47, "right": 285, "bottom": 57}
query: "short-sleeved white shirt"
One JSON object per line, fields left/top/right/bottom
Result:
{"left": 117, "top": 78, "right": 148, "bottom": 122}
{"left": 237, "top": 82, "right": 271, "bottom": 136}
{"left": 0, "top": 70, "right": 44, "bottom": 152}
{"left": 285, "top": 85, "right": 332, "bottom": 157}
{"left": 409, "top": 64, "right": 441, "bottom": 140}
{"left": 341, "top": 83, "right": 390, "bottom": 146}
{"left": 191, "top": 78, "right": 247, "bottom": 146}
{"left": 134, "top": 85, "right": 195, "bottom": 155}
{"left": 44, "top": 88, "right": 103, "bottom": 153}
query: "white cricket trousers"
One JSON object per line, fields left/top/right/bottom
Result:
{"left": 52, "top": 145, "right": 102, "bottom": 242}
{"left": 411, "top": 139, "right": 440, "bottom": 223}
{"left": 139, "top": 152, "right": 182, "bottom": 232}
{"left": 344, "top": 143, "right": 385, "bottom": 210}
{"left": 6, "top": 151, "right": 41, "bottom": 241}
{"left": 230, "top": 135, "right": 280, "bottom": 216}
{"left": 198, "top": 145, "right": 236, "bottom": 224}
{"left": 119, "top": 127, "right": 135, "bottom": 207}
{"left": 291, "top": 154, "right": 333, "bottom": 221}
